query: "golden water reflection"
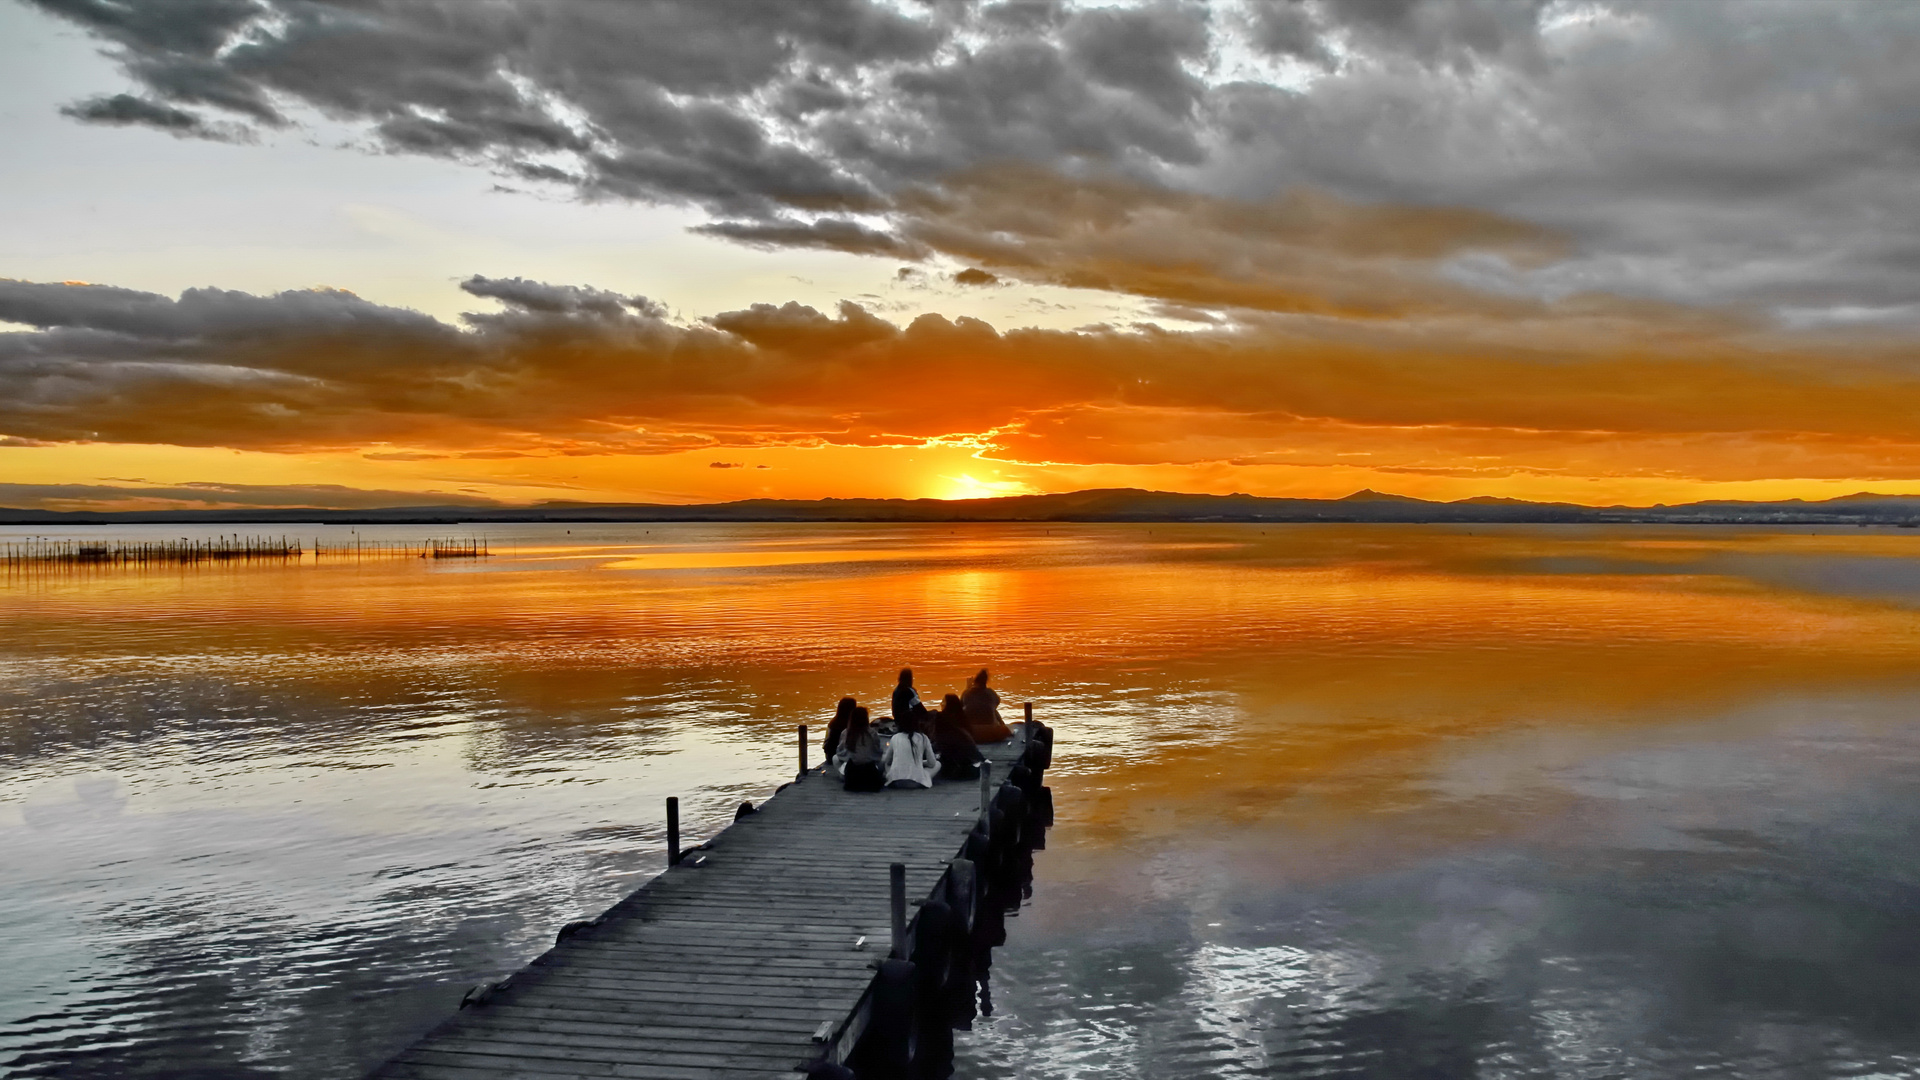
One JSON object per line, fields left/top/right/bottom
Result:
{"left": 6, "top": 522, "right": 1920, "bottom": 1077}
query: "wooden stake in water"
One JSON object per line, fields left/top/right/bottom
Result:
{"left": 889, "top": 863, "right": 907, "bottom": 959}
{"left": 978, "top": 760, "right": 994, "bottom": 840}
{"left": 666, "top": 797, "right": 681, "bottom": 867}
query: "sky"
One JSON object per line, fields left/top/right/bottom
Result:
{"left": 3, "top": 0, "right": 1920, "bottom": 512}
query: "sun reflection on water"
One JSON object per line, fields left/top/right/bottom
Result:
{"left": 7, "top": 523, "right": 1920, "bottom": 1077}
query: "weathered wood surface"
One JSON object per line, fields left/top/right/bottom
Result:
{"left": 371, "top": 728, "right": 1031, "bottom": 1080}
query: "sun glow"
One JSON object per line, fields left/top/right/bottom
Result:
{"left": 935, "top": 473, "right": 1036, "bottom": 501}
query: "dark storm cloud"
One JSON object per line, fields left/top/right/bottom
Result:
{"left": 29, "top": 0, "right": 1920, "bottom": 327}
{"left": 1206, "top": 0, "right": 1920, "bottom": 319}
{"left": 1267, "top": 0, "right": 1553, "bottom": 71}
{"left": 457, "top": 276, "right": 667, "bottom": 320}
{"left": 59, "top": 92, "right": 224, "bottom": 138}
{"left": 692, "top": 217, "right": 927, "bottom": 259}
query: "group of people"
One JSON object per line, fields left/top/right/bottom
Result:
{"left": 824, "top": 668, "right": 1014, "bottom": 792}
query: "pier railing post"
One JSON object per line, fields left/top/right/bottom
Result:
{"left": 978, "top": 761, "right": 993, "bottom": 840}
{"left": 666, "top": 797, "right": 681, "bottom": 867}
{"left": 1024, "top": 701, "right": 1033, "bottom": 725}
{"left": 889, "top": 863, "right": 907, "bottom": 959}
{"left": 797, "top": 724, "right": 809, "bottom": 778}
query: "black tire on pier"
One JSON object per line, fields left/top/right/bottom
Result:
{"left": 911, "top": 900, "right": 957, "bottom": 1078}
{"left": 858, "top": 958, "right": 916, "bottom": 1079}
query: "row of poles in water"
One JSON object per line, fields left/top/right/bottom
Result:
{"left": 0, "top": 535, "right": 490, "bottom": 565}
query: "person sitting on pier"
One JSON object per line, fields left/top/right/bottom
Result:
{"left": 960, "top": 668, "right": 1013, "bottom": 743}
{"left": 822, "top": 696, "right": 858, "bottom": 762}
{"left": 832, "top": 706, "right": 886, "bottom": 792}
{"left": 890, "top": 667, "right": 931, "bottom": 728}
{"left": 882, "top": 711, "right": 941, "bottom": 789}
{"left": 931, "top": 694, "right": 984, "bottom": 780}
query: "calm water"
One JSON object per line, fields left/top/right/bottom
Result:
{"left": 4, "top": 523, "right": 1920, "bottom": 1078}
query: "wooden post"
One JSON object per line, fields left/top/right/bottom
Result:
{"left": 797, "top": 724, "right": 809, "bottom": 777}
{"left": 666, "top": 797, "right": 681, "bottom": 866}
{"left": 889, "top": 863, "right": 907, "bottom": 959}
{"left": 1024, "top": 701, "right": 1033, "bottom": 724}
{"left": 978, "top": 760, "right": 994, "bottom": 843}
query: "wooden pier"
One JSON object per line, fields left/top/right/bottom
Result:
{"left": 371, "top": 712, "right": 1053, "bottom": 1080}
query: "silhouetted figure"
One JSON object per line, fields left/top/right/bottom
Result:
{"left": 833, "top": 706, "right": 885, "bottom": 792}
{"left": 823, "top": 696, "right": 858, "bottom": 762}
{"left": 961, "top": 668, "right": 1012, "bottom": 743}
{"left": 932, "top": 693, "right": 984, "bottom": 779}
{"left": 883, "top": 711, "right": 940, "bottom": 789}
{"left": 890, "top": 667, "right": 930, "bottom": 728}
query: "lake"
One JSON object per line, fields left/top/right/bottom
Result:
{"left": 4, "top": 522, "right": 1920, "bottom": 1078}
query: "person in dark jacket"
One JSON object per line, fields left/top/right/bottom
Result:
{"left": 890, "top": 667, "right": 930, "bottom": 728}
{"left": 931, "top": 693, "right": 983, "bottom": 780}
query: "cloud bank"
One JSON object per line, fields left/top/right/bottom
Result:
{"left": 6, "top": 274, "right": 1920, "bottom": 489}
{"left": 29, "top": 0, "right": 1920, "bottom": 327}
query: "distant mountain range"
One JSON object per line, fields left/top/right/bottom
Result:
{"left": 6, "top": 487, "right": 1920, "bottom": 526}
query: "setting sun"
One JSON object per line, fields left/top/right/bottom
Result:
{"left": 935, "top": 473, "right": 1036, "bottom": 501}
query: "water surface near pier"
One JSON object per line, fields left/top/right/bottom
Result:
{"left": 4, "top": 522, "right": 1920, "bottom": 1077}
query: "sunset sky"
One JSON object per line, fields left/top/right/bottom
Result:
{"left": 4, "top": 0, "right": 1919, "bottom": 512}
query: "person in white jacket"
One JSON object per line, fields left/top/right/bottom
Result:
{"left": 882, "top": 713, "right": 941, "bottom": 789}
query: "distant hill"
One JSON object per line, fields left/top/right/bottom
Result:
{"left": 5, "top": 488, "right": 1920, "bottom": 526}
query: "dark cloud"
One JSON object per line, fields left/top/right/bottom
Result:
{"left": 953, "top": 268, "right": 999, "bottom": 286}
{"left": 1244, "top": 1, "right": 1333, "bottom": 67}
{"left": 693, "top": 217, "right": 927, "bottom": 258}
{"left": 1061, "top": 3, "right": 1210, "bottom": 117}
{"left": 58, "top": 92, "right": 223, "bottom": 138}
{"left": 458, "top": 276, "right": 666, "bottom": 320}
{"left": 901, "top": 167, "right": 1564, "bottom": 318}
{"left": 705, "top": 299, "right": 897, "bottom": 353}
{"left": 1309, "top": 0, "right": 1551, "bottom": 71}
{"left": 708, "top": 461, "right": 744, "bottom": 469}
{"left": 33, "top": 0, "right": 1920, "bottom": 329}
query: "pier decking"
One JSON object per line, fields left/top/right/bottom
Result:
{"left": 371, "top": 723, "right": 1045, "bottom": 1080}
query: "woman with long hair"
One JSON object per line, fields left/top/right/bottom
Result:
{"left": 882, "top": 709, "right": 940, "bottom": 789}
{"left": 890, "top": 667, "right": 927, "bottom": 728}
{"left": 822, "top": 696, "right": 858, "bottom": 763}
{"left": 833, "top": 705, "right": 886, "bottom": 792}
{"left": 931, "top": 693, "right": 982, "bottom": 780}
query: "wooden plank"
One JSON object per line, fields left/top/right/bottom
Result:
{"left": 516, "top": 964, "right": 875, "bottom": 989}
{"left": 394, "top": 1047, "right": 747, "bottom": 1079}
{"left": 477, "top": 985, "right": 859, "bottom": 1015}
{"left": 462, "top": 1011, "right": 827, "bottom": 1042}
{"left": 423, "top": 1033, "right": 802, "bottom": 1067}
{"left": 520, "top": 965, "right": 875, "bottom": 991}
